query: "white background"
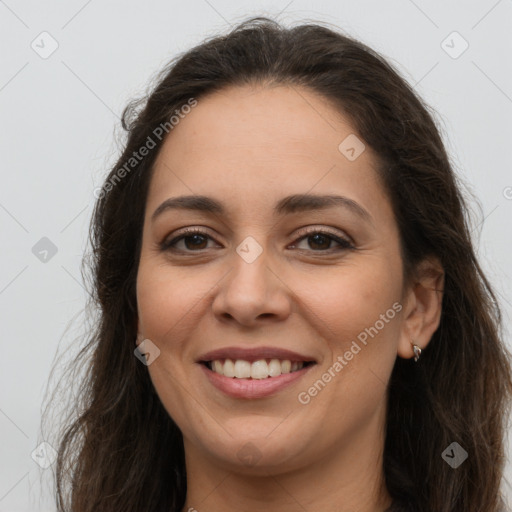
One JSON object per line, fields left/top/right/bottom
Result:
{"left": 1, "top": 1, "right": 511, "bottom": 510}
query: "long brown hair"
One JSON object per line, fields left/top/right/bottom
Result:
{"left": 43, "top": 16, "right": 512, "bottom": 512}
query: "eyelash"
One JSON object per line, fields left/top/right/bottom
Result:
{"left": 160, "top": 226, "right": 355, "bottom": 254}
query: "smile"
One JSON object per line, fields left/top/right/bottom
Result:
{"left": 199, "top": 359, "right": 317, "bottom": 399}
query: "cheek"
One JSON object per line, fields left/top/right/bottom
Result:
{"left": 294, "top": 258, "right": 400, "bottom": 346}
{"left": 135, "top": 263, "right": 207, "bottom": 415}
{"left": 294, "top": 262, "right": 401, "bottom": 423}
{"left": 136, "top": 257, "right": 229, "bottom": 364}
{"left": 136, "top": 262, "right": 202, "bottom": 343}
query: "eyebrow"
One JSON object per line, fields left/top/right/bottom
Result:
{"left": 151, "top": 194, "right": 373, "bottom": 225}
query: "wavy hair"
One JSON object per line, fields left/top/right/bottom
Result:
{"left": 43, "top": 16, "right": 512, "bottom": 512}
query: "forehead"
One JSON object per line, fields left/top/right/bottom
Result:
{"left": 148, "top": 84, "right": 389, "bottom": 221}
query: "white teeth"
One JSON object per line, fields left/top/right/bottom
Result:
{"left": 234, "top": 360, "right": 251, "bottom": 378}
{"left": 209, "top": 358, "right": 307, "bottom": 379}
{"left": 268, "top": 359, "right": 282, "bottom": 377}
{"left": 223, "top": 359, "right": 235, "bottom": 378}
{"left": 212, "top": 360, "right": 224, "bottom": 375}
{"left": 250, "top": 360, "right": 269, "bottom": 379}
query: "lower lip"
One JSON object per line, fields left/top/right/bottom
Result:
{"left": 199, "top": 363, "right": 316, "bottom": 399}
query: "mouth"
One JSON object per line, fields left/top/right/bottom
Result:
{"left": 196, "top": 346, "right": 318, "bottom": 398}
{"left": 197, "top": 356, "right": 318, "bottom": 399}
{"left": 196, "top": 347, "right": 317, "bottom": 399}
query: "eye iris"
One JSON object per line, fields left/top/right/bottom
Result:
{"left": 184, "top": 234, "right": 207, "bottom": 250}
{"left": 308, "top": 233, "right": 331, "bottom": 250}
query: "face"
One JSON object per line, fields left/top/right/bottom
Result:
{"left": 136, "top": 83, "right": 408, "bottom": 474}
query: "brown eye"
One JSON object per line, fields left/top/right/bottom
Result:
{"left": 160, "top": 229, "right": 218, "bottom": 252}
{"left": 305, "top": 233, "right": 333, "bottom": 250}
{"left": 178, "top": 234, "right": 209, "bottom": 250}
{"left": 290, "top": 229, "right": 354, "bottom": 252}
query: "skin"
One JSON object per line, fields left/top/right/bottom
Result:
{"left": 135, "top": 83, "right": 444, "bottom": 512}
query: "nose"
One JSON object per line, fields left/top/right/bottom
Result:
{"left": 211, "top": 247, "right": 292, "bottom": 327}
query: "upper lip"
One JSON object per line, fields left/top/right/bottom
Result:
{"left": 197, "top": 346, "right": 317, "bottom": 363}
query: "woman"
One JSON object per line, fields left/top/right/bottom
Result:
{"left": 46, "top": 16, "right": 512, "bottom": 512}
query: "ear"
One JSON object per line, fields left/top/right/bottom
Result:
{"left": 397, "top": 256, "right": 444, "bottom": 359}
